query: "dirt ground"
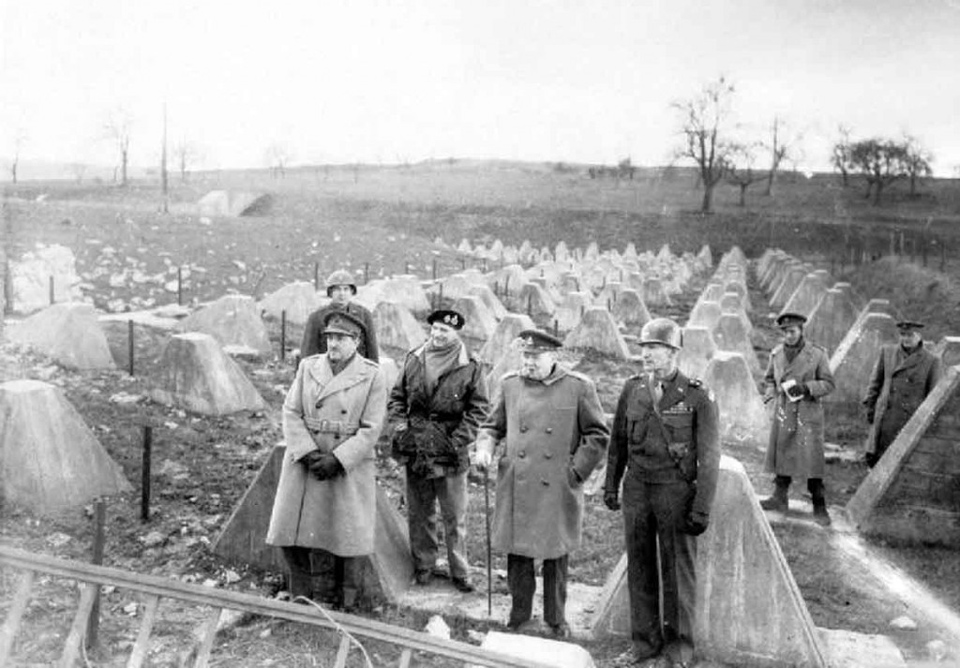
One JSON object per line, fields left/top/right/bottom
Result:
{"left": 2, "top": 172, "right": 960, "bottom": 666}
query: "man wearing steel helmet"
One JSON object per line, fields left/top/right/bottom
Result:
{"left": 387, "top": 309, "right": 489, "bottom": 593}
{"left": 300, "top": 269, "right": 378, "bottom": 362}
{"left": 760, "top": 312, "right": 835, "bottom": 525}
{"left": 475, "top": 329, "right": 609, "bottom": 639}
{"left": 862, "top": 320, "right": 941, "bottom": 468}
{"left": 604, "top": 317, "right": 720, "bottom": 667}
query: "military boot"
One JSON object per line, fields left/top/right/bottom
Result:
{"left": 760, "top": 475, "right": 790, "bottom": 512}
{"left": 809, "top": 478, "right": 832, "bottom": 526}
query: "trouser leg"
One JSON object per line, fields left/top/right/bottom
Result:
{"left": 652, "top": 482, "right": 697, "bottom": 661}
{"left": 436, "top": 471, "right": 470, "bottom": 580}
{"left": 337, "top": 555, "right": 363, "bottom": 611}
{"left": 506, "top": 554, "right": 536, "bottom": 626}
{"left": 623, "top": 479, "right": 663, "bottom": 655}
{"left": 281, "top": 546, "right": 314, "bottom": 600}
{"left": 542, "top": 555, "right": 568, "bottom": 627}
{"left": 406, "top": 470, "right": 439, "bottom": 574}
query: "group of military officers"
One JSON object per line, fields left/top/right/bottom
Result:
{"left": 264, "top": 269, "right": 941, "bottom": 668}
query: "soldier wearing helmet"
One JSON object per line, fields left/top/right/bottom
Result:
{"left": 300, "top": 269, "right": 378, "bottom": 362}
{"left": 604, "top": 317, "right": 720, "bottom": 667}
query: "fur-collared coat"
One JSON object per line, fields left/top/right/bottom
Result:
{"left": 863, "top": 343, "right": 941, "bottom": 455}
{"left": 763, "top": 341, "right": 835, "bottom": 479}
{"left": 266, "top": 353, "right": 386, "bottom": 556}
{"left": 476, "top": 365, "right": 609, "bottom": 559}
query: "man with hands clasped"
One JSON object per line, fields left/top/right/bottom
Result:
{"left": 604, "top": 318, "right": 720, "bottom": 668}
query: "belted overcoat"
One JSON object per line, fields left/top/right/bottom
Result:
{"left": 266, "top": 352, "right": 386, "bottom": 556}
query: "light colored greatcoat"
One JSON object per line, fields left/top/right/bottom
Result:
{"left": 863, "top": 343, "right": 941, "bottom": 456}
{"left": 266, "top": 353, "right": 386, "bottom": 556}
{"left": 763, "top": 340, "right": 835, "bottom": 479}
{"left": 476, "top": 365, "right": 609, "bottom": 559}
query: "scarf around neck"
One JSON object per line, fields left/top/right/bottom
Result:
{"left": 424, "top": 339, "right": 462, "bottom": 394}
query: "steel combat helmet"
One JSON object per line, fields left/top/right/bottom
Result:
{"left": 638, "top": 317, "right": 683, "bottom": 350}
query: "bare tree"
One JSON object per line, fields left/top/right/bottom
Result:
{"left": 265, "top": 142, "right": 292, "bottom": 179}
{"left": 9, "top": 130, "right": 27, "bottom": 184}
{"left": 831, "top": 125, "right": 853, "bottom": 187}
{"left": 849, "top": 138, "right": 909, "bottom": 205}
{"left": 173, "top": 138, "right": 200, "bottom": 182}
{"left": 901, "top": 135, "right": 933, "bottom": 199}
{"left": 104, "top": 109, "right": 133, "bottom": 185}
{"left": 725, "top": 142, "right": 766, "bottom": 207}
{"left": 672, "top": 76, "right": 737, "bottom": 213}
{"left": 763, "top": 116, "right": 803, "bottom": 196}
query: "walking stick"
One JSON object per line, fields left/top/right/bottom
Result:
{"left": 484, "top": 465, "right": 493, "bottom": 617}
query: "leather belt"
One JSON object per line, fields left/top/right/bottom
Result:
{"left": 303, "top": 417, "right": 359, "bottom": 436}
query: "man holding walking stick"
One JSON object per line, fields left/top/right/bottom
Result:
{"left": 475, "top": 329, "right": 609, "bottom": 638}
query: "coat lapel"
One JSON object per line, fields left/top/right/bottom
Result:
{"left": 782, "top": 343, "right": 813, "bottom": 379}
{"left": 312, "top": 355, "right": 372, "bottom": 403}
{"left": 892, "top": 346, "right": 923, "bottom": 375}
{"left": 659, "top": 372, "right": 686, "bottom": 411}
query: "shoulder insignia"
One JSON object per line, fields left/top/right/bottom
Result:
{"left": 360, "top": 356, "right": 380, "bottom": 368}
{"left": 565, "top": 369, "right": 593, "bottom": 384}
{"left": 688, "top": 378, "right": 703, "bottom": 388}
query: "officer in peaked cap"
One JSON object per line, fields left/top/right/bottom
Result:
{"left": 267, "top": 300, "right": 386, "bottom": 612}
{"left": 387, "top": 307, "right": 488, "bottom": 593}
{"left": 863, "top": 318, "right": 941, "bottom": 468}
{"left": 604, "top": 317, "right": 720, "bottom": 667}
{"left": 761, "top": 309, "right": 835, "bottom": 525}
{"left": 475, "top": 327, "right": 608, "bottom": 639}
{"left": 300, "top": 269, "right": 378, "bottom": 362}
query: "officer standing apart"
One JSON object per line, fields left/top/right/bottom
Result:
{"left": 604, "top": 318, "right": 720, "bottom": 668}
{"left": 301, "top": 269, "right": 379, "bottom": 362}
{"left": 475, "top": 330, "right": 609, "bottom": 638}
{"left": 760, "top": 312, "right": 836, "bottom": 525}
{"left": 267, "top": 311, "right": 386, "bottom": 611}
{"left": 862, "top": 320, "right": 941, "bottom": 468}
{"left": 387, "top": 309, "right": 489, "bottom": 592}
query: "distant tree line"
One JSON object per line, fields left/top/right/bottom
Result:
{"left": 832, "top": 130, "right": 932, "bottom": 204}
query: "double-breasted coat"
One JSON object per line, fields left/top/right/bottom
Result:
{"left": 476, "top": 365, "right": 609, "bottom": 559}
{"left": 763, "top": 341, "right": 835, "bottom": 479}
{"left": 266, "top": 352, "right": 387, "bottom": 556}
{"left": 863, "top": 343, "right": 941, "bottom": 456}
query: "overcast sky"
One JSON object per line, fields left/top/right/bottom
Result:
{"left": 3, "top": 0, "right": 959, "bottom": 174}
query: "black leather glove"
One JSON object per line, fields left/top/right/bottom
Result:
{"left": 684, "top": 510, "right": 709, "bottom": 536}
{"left": 603, "top": 490, "right": 621, "bottom": 511}
{"left": 302, "top": 450, "right": 324, "bottom": 470}
{"left": 310, "top": 453, "right": 344, "bottom": 481}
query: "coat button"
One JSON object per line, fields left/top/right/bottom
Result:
{"left": 545, "top": 427, "right": 553, "bottom": 434}
{"left": 541, "top": 479, "right": 550, "bottom": 486}
{"left": 341, "top": 409, "right": 347, "bottom": 414}
{"left": 520, "top": 425, "right": 528, "bottom": 433}
{"left": 518, "top": 451, "right": 526, "bottom": 458}
{"left": 544, "top": 452, "right": 553, "bottom": 459}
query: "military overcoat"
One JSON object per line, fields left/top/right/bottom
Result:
{"left": 862, "top": 343, "right": 941, "bottom": 455}
{"left": 266, "top": 353, "right": 386, "bottom": 556}
{"left": 476, "top": 365, "right": 609, "bottom": 559}
{"left": 763, "top": 341, "right": 835, "bottom": 479}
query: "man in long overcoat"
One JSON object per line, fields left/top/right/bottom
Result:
{"left": 300, "top": 269, "right": 378, "bottom": 362}
{"left": 475, "top": 329, "right": 609, "bottom": 638}
{"left": 387, "top": 309, "right": 489, "bottom": 592}
{"left": 760, "top": 312, "right": 836, "bottom": 525}
{"left": 267, "top": 311, "right": 386, "bottom": 610}
{"left": 862, "top": 320, "right": 942, "bottom": 467}
{"left": 604, "top": 317, "right": 720, "bottom": 667}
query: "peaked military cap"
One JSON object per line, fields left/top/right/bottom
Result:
{"left": 322, "top": 311, "right": 365, "bottom": 338}
{"left": 427, "top": 309, "right": 465, "bottom": 330}
{"left": 775, "top": 312, "right": 807, "bottom": 329}
{"left": 516, "top": 329, "right": 563, "bottom": 352}
{"left": 895, "top": 320, "right": 924, "bottom": 332}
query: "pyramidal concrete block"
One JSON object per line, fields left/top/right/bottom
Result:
{"left": 679, "top": 326, "right": 717, "bottom": 381}
{"left": 517, "top": 282, "right": 556, "bottom": 319}
{"left": 373, "top": 301, "right": 428, "bottom": 358}
{"left": 712, "top": 313, "right": 761, "bottom": 375}
{"left": 479, "top": 313, "right": 535, "bottom": 368}
{"left": 177, "top": 294, "right": 272, "bottom": 357}
{"left": 846, "top": 365, "right": 960, "bottom": 547}
{"left": 687, "top": 300, "right": 722, "bottom": 332}
{"left": 591, "top": 456, "right": 827, "bottom": 667}
{"left": 828, "top": 312, "right": 898, "bottom": 404}
{"left": 770, "top": 265, "right": 808, "bottom": 309}
{"left": 258, "top": 281, "right": 324, "bottom": 326}
{"left": 781, "top": 271, "right": 830, "bottom": 319}
{"left": 703, "top": 351, "right": 770, "bottom": 448}
{"left": 935, "top": 336, "right": 960, "bottom": 368}
{"left": 613, "top": 289, "right": 651, "bottom": 328}
{"left": 213, "top": 444, "right": 414, "bottom": 603}
{"left": 563, "top": 307, "right": 631, "bottom": 360}
{"left": 468, "top": 284, "right": 507, "bottom": 321}
{"left": 805, "top": 285, "right": 860, "bottom": 357}
{"left": 0, "top": 379, "right": 132, "bottom": 513}
{"left": 9, "top": 302, "right": 116, "bottom": 370}
{"left": 149, "top": 332, "right": 267, "bottom": 415}
{"left": 642, "top": 277, "right": 672, "bottom": 307}
{"left": 452, "top": 295, "right": 498, "bottom": 342}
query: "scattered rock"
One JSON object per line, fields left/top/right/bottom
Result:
{"left": 926, "top": 639, "right": 948, "bottom": 662}
{"left": 46, "top": 532, "right": 72, "bottom": 547}
{"left": 122, "top": 602, "right": 138, "bottom": 616}
{"left": 424, "top": 615, "right": 450, "bottom": 640}
{"left": 466, "top": 629, "right": 486, "bottom": 644}
{"left": 109, "top": 392, "right": 142, "bottom": 404}
{"left": 142, "top": 531, "right": 166, "bottom": 548}
{"left": 224, "top": 569, "right": 242, "bottom": 584}
{"left": 890, "top": 615, "right": 917, "bottom": 630}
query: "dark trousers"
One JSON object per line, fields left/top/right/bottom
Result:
{"left": 281, "top": 546, "right": 362, "bottom": 606}
{"left": 406, "top": 470, "right": 469, "bottom": 580}
{"left": 622, "top": 478, "right": 697, "bottom": 655}
{"left": 507, "top": 553, "right": 568, "bottom": 627}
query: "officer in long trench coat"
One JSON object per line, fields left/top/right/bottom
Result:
{"left": 475, "top": 329, "right": 609, "bottom": 638}
{"left": 760, "top": 312, "right": 836, "bottom": 525}
{"left": 267, "top": 311, "right": 387, "bottom": 610}
{"left": 862, "top": 320, "right": 942, "bottom": 467}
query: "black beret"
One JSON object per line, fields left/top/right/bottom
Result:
{"left": 427, "top": 309, "right": 465, "bottom": 330}
{"left": 775, "top": 312, "right": 807, "bottom": 329}
{"left": 516, "top": 329, "right": 563, "bottom": 352}
{"left": 322, "top": 311, "right": 365, "bottom": 338}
